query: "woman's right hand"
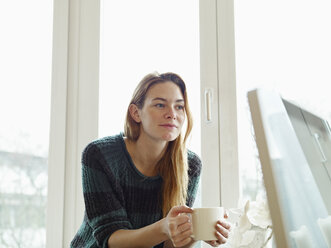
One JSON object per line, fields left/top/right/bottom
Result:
{"left": 163, "top": 206, "right": 194, "bottom": 247}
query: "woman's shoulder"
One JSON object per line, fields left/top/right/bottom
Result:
{"left": 187, "top": 149, "right": 202, "bottom": 164}
{"left": 187, "top": 149, "right": 202, "bottom": 176}
{"left": 82, "top": 133, "right": 125, "bottom": 160}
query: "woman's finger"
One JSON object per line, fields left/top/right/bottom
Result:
{"left": 172, "top": 228, "right": 193, "bottom": 247}
{"left": 224, "top": 209, "right": 229, "bottom": 219}
{"left": 176, "top": 214, "right": 191, "bottom": 226}
{"left": 173, "top": 236, "right": 192, "bottom": 247}
{"left": 178, "top": 222, "right": 192, "bottom": 234}
{"left": 171, "top": 221, "right": 192, "bottom": 237}
{"left": 216, "top": 223, "right": 229, "bottom": 239}
{"left": 215, "top": 230, "right": 227, "bottom": 244}
{"left": 217, "top": 219, "right": 231, "bottom": 230}
{"left": 205, "top": 240, "right": 219, "bottom": 247}
{"left": 168, "top": 205, "right": 193, "bottom": 217}
{"left": 168, "top": 215, "right": 191, "bottom": 235}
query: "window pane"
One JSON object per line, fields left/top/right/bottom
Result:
{"left": 0, "top": 1, "right": 53, "bottom": 247}
{"left": 99, "top": 0, "right": 201, "bottom": 206}
{"left": 235, "top": 0, "right": 331, "bottom": 202}
{"left": 99, "top": 0, "right": 200, "bottom": 157}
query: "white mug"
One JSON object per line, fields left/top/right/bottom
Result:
{"left": 191, "top": 207, "right": 224, "bottom": 241}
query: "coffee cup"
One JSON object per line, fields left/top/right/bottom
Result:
{"left": 191, "top": 207, "right": 224, "bottom": 241}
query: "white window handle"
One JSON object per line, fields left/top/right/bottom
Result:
{"left": 205, "top": 89, "right": 212, "bottom": 122}
{"left": 313, "top": 133, "right": 327, "bottom": 163}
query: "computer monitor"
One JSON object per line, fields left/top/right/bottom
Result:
{"left": 247, "top": 88, "right": 331, "bottom": 248}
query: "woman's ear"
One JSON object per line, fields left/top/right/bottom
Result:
{"left": 129, "top": 104, "right": 141, "bottom": 123}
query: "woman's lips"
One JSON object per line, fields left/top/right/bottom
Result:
{"left": 160, "top": 124, "right": 177, "bottom": 129}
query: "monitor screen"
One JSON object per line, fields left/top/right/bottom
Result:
{"left": 247, "top": 88, "right": 331, "bottom": 248}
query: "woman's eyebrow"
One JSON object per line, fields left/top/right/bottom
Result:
{"left": 152, "top": 97, "right": 184, "bottom": 103}
{"left": 152, "top": 97, "right": 167, "bottom": 102}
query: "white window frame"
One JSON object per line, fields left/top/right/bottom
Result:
{"left": 46, "top": 0, "right": 238, "bottom": 247}
{"left": 46, "top": 0, "right": 100, "bottom": 247}
{"left": 200, "top": 0, "right": 239, "bottom": 210}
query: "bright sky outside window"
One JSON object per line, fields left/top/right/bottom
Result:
{"left": 235, "top": 0, "right": 331, "bottom": 203}
{"left": 0, "top": 1, "right": 53, "bottom": 247}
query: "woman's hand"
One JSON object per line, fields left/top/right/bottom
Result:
{"left": 163, "top": 205, "right": 194, "bottom": 247}
{"left": 205, "top": 210, "right": 231, "bottom": 247}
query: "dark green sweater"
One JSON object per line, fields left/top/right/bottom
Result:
{"left": 71, "top": 133, "right": 202, "bottom": 248}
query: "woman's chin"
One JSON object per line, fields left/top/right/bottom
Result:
{"left": 161, "top": 133, "right": 178, "bottom": 142}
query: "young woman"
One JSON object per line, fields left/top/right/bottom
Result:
{"left": 71, "top": 72, "right": 230, "bottom": 248}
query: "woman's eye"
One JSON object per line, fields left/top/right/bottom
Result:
{"left": 155, "top": 103, "right": 165, "bottom": 108}
{"left": 176, "top": 105, "right": 184, "bottom": 110}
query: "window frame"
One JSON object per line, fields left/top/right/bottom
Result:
{"left": 199, "top": 0, "right": 239, "bottom": 211}
{"left": 46, "top": 0, "right": 238, "bottom": 247}
{"left": 46, "top": 0, "right": 100, "bottom": 247}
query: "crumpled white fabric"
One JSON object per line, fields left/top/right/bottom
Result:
{"left": 223, "top": 195, "right": 272, "bottom": 248}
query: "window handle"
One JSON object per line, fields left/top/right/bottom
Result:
{"left": 205, "top": 89, "right": 212, "bottom": 122}
{"left": 313, "top": 133, "right": 327, "bottom": 163}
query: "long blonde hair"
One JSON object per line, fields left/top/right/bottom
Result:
{"left": 124, "top": 72, "right": 193, "bottom": 216}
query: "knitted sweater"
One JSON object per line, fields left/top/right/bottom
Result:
{"left": 71, "top": 133, "right": 202, "bottom": 248}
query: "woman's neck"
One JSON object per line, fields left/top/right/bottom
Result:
{"left": 124, "top": 134, "right": 168, "bottom": 177}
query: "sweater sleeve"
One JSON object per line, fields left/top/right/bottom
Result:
{"left": 186, "top": 151, "right": 202, "bottom": 207}
{"left": 81, "top": 142, "right": 133, "bottom": 248}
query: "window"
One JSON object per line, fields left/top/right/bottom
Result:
{"left": 235, "top": 0, "right": 331, "bottom": 202}
{"left": 0, "top": 1, "right": 53, "bottom": 247}
{"left": 98, "top": 0, "right": 201, "bottom": 159}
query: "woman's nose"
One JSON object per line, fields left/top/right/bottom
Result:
{"left": 165, "top": 108, "right": 176, "bottom": 119}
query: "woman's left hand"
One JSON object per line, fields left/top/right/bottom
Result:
{"left": 204, "top": 211, "right": 231, "bottom": 247}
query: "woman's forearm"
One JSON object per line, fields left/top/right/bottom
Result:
{"left": 107, "top": 218, "right": 168, "bottom": 248}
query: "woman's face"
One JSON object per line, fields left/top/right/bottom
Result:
{"left": 137, "top": 81, "right": 185, "bottom": 142}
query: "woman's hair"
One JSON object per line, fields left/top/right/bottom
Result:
{"left": 124, "top": 72, "right": 193, "bottom": 217}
